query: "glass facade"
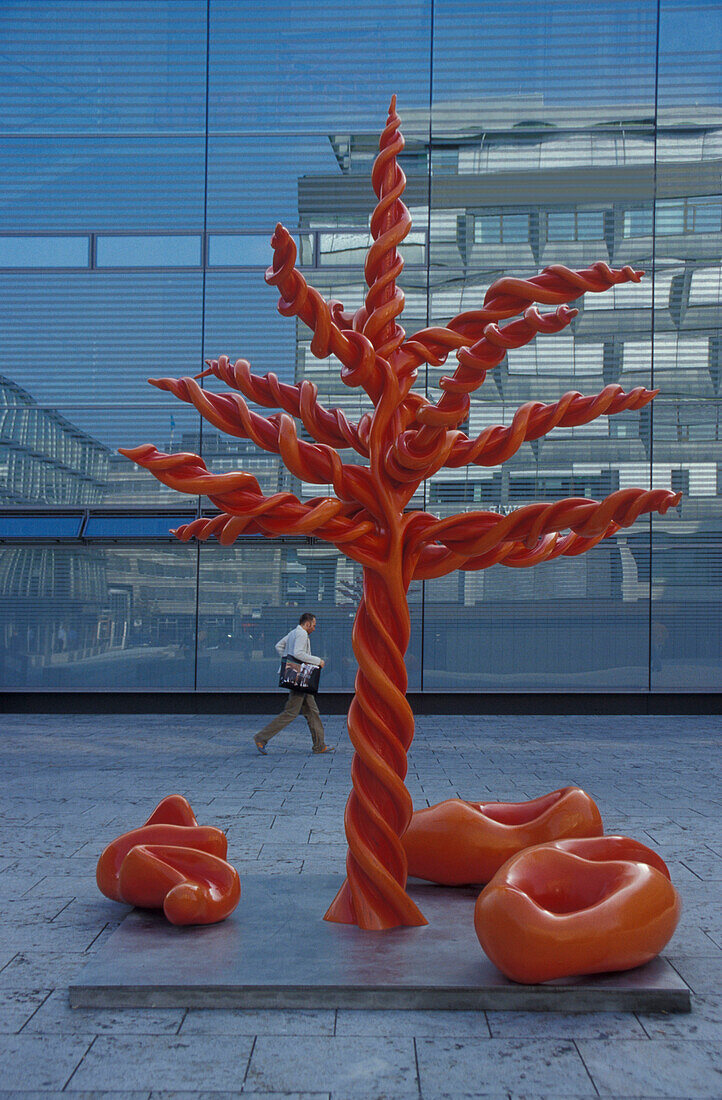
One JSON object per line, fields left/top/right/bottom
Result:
{"left": 1, "top": 0, "right": 720, "bottom": 694}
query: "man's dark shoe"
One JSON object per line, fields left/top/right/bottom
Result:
{"left": 313, "top": 745, "right": 334, "bottom": 754}
{"left": 253, "top": 737, "right": 268, "bottom": 755}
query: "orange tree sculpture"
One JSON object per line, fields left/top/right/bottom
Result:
{"left": 121, "top": 98, "right": 680, "bottom": 931}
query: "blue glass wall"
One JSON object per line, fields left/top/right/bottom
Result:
{"left": 1, "top": 0, "right": 720, "bottom": 693}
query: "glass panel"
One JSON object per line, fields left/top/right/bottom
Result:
{"left": 423, "top": 532, "right": 649, "bottom": 690}
{"left": 577, "top": 211, "right": 604, "bottom": 239}
{"left": 0, "top": 514, "right": 82, "bottom": 538}
{"left": 0, "top": 273, "right": 204, "bottom": 407}
{"left": 657, "top": 200, "right": 685, "bottom": 235}
{"left": 502, "top": 214, "right": 529, "bottom": 242}
{"left": 624, "top": 208, "right": 654, "bottom": 237}
{"left": 0, "top": 543, "right": 196, "bottom": 690}
{"left": 0, "top": 237, "right": 89, "bottom": 268}
{"left": 0, "top": 400, "right": 200, "bottom": 509}
{"left": 83, "top": 515, "right": 196, "bottom": 538}
{"left": 196, "top": 541, "right": 423, "bottom": 692}
{"left": 688, "top": 266, "right": 722, "bottom": 306}
{"left": 689, "top": 197, "right": 722, "bottom": 233}
{"left": 96, "top": 236, "right": 201, "bottom": 268}
{"left": 433, "top": 0, "right": 657, "bottom": 128}
{"left": 654, "top": 0, "right": 721, "bottom": 695}
{"left": 208, "top": 0, "right": 431, "bottom": 135}
{"left": 206, "top": 132, "right": 429, "bottom": 233}
{"left": 0, "top": 1, "right": 207, "bottom": 133}
{"left": 547, "top": 212, "right": 575, "bottom": 241}
{"left": 658, "top": 1, "right": 722, "bottom": 113}
{"left": 1, "top": 137, "right": 206, "bottom": 233}
{"left": 209, "top": 234, "right": 303, "bottom": 267}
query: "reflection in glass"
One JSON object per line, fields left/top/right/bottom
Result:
{"left": 96, "top": 235, "right": 201, "bottom": 267}
{"left": 0, "top": 237, "right": 89, "bottom": 268}
{"left": 0, "top": 0, "right": 720, "bottom": 696}
{"left": 196, "top": 542, "right": 423, "bottom": 693}
{"left": 209, "top": 234, "right": 301, "bottom": 267}
{"left": 0, "top": 544, "right": 196, "bottom": 690}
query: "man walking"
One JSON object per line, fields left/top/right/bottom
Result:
{"left": 253, "top": 612, "right": 333, "bottom": 755}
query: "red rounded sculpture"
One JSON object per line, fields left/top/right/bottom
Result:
{"left": 120, "top": 98, "right": 681, "bottom": 930}
{"left": 474, "top": 836, "right": 681, "bottom": 984}
{"left": 96, "top": 796, "right": 239, "bottom": 927}
{"left": 118, "top": 843, "right": 241, "bottom": 926}
{"left": 403, "top": 787, "right": 603, "bottom": 885}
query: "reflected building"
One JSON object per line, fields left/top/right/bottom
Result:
{"left": 0, "top": 375, "right": 110, "bottom": 506}
{"left": 291, "top": 98, "right": 722, "bottom": 630}
{"left": 296, "top": 98, "right": 721, "bottom": 521}
{"left": 0, "top": 16, "right": 720, "bottom": 696}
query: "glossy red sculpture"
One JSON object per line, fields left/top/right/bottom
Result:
{"left": 403, "top": 787, "right": 603, "bottom": 886}
{"left": 144, "top": 794, "right": 199, "bottom": 827}
{"left": 118, "top": 844, "right": 241, "bottom": 926}
{"left": 96, "top": 797, "right": 227, "bottom": 903}
{"left": 120, "top": 98, "right": 681, "bottom": 930}
{"left": 474, "top": 836, "right": 681, "bottom": 984}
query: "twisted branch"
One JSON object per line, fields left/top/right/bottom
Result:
{"left": 266, "top": 225, "right": 383, "bottom": 399}
{"left": 399, "top": 261, "right": 643, "bottom": 369}
{"left": 197, "top": 356, "right": 369, "bottom": 455}
{"left": 445, "top": 384, "right": 658, "bottom": 469}
{"left": 385, "top": 305, "right": 577, "bottom": 483}
{"left": 118, "top": 445, "right": 381, "bottom": 565}
{"left": 413, "top": 527, "right": 616, "bottom": 580}
{"left": 413, "top": 489, "right": 681, "bottom": 560}
{"left": 147, "top": 375, "right": 379, "bottom": 516}
{"left": 360, "top": 94, "right": 411, "bottom": 361}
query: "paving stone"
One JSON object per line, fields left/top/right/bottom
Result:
{"left": 180, "top": 1008, "right": 335, "bottom": 1035}
{"left": 245, "top": 1035, "right": 418, "bottom": 1097}
{"left": 578, "top": 1037, "right": 722, "bottom": 1097}
{"left": 151, "top": 1093, "right": 329, "bottom": 1099}
{"left": 0, "top": 1035, "right": 91, "bottom": 1090}
{"left": 415, "top": 1036, "right": 593, "bottom": 1098}
{"left": 486, "top": 1009, "right": 647, "bottom": 1039}
{"left": 0, "top": 951, "right": 90, "bottom": 988}
{"left": 0, "top": 921, "right": 112, "bottom": 956}
{"left": 65, "top": 1035, "right": 254, "bottom": 1091}
{"left": 0, "top": 989, "right": 51, "bottom": 1033}
{"left": 22, "top": 989, "right": 185, "bottom": 1035}
{"left": 637, "top": 994, "right": 722, "bottom": 1040}
{"left": 1, "top": 712, "right": 718, "bottom": 1097}
{"left": 669, "top": 956, "right": 722, "bottom": 995}
{"left": 335, "top": 1009, "right": 490, "bottom": 1038}
{"left": 0, "top": 1093, "right": 149, "bottom": 1100}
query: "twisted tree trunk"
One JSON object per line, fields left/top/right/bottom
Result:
{"left": 324, "top": 556, "right": 427, "bottom": 930}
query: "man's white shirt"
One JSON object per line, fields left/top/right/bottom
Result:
{"left": 275, "top": 625, "right": 323, "bottom": 666}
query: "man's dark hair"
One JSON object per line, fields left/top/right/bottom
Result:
{"left": 299, "top": 612, "right": 316, "bottom": 625}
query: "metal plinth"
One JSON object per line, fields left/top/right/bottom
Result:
{"left": 70, "top": 874, "right": 690, "bottom": 1012}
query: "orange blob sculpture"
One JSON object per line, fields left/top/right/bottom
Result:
{"left": 118, "top": 844, "right": 241, "bottom": 926}
{"left": 474, "top": 836, "right": 681, "bottom": 983}
{"left": 403, "top": 787, "right": 603, "bottom": 886}
{"left": 120, "top": 98, "right": 681, "bottom": 930}
{"left": 97, "top": 795, "right": 240, "bottom": 926}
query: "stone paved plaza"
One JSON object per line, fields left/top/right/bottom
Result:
{"left": 1, "top": 709, "right": 720, "bottom": 1099}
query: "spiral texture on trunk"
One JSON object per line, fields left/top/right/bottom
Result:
{"left": 324, "top": 565, "right": 426, "bottom": 930}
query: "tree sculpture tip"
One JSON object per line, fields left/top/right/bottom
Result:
{"left": 118, "top": 444, "right": 152, "bottom": 461}
{"left": 388, "top": 93, "right": 397, "bottom": 118}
